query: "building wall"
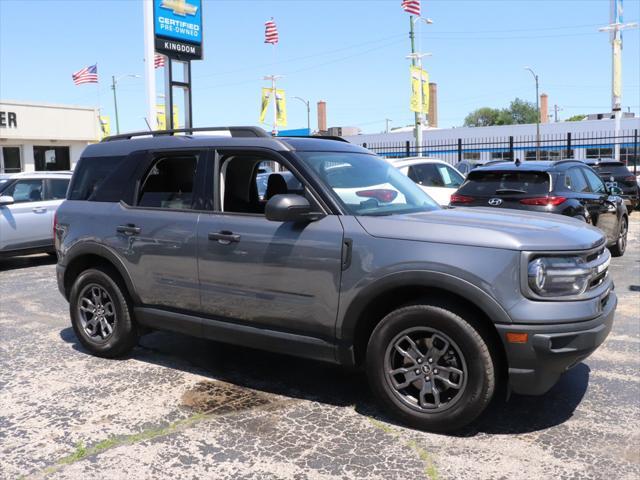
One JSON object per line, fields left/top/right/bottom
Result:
{"left": 0, "top": 100, "right": 99, "bottom": 172}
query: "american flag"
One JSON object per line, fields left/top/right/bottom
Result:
{"left": 72, "top": 64, "right": 98, "bottom": 85}
{"left": 264, "top": 18, "right": 279, "bottom": 44}
{"left": 401, "top": 0, "right": 420, "bottom": 16}
{"left": 154, "top": 54, "right": 166, "bottom": 69}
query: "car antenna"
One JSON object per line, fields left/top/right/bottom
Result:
{"left": 514, "top": 158, "right": 521, "bottom": 166}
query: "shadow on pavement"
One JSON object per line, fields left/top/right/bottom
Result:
{"left": 59, "top": 327, "right": 589, "bottom": 436}
{"left": 0, "top": 253, "right": 56, "bottom": 272}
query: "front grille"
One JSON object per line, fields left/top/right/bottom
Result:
{"left": 585, "top": 247, "right": 605, "bottom": 263}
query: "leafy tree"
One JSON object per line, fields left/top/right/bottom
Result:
{"left": 463, "top": 98, "right": 539, "bottom": 127}
{"left": 565, "top": 114, "right": 587, "bottom": 122}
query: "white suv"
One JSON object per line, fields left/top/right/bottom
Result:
{"left": 0, "top": 171, "right": 72, "bottom": 257}
{"left": 391, "top": 157, "right": 465, "bottom": 206}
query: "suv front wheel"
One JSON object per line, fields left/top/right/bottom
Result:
{"left": 366, "top": 304, "right": 496, "bottom": 432}
{"left": 69, "top": 267, "right": 138, "bottom": 358}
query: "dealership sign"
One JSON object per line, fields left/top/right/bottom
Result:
{"left": 154, "top": 0, "right": 203, "bottom": 60}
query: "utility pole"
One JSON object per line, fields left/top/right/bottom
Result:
{"left": 293, "top": 96, "right": 311, "bottom": 133}
{"left": 552, "top": 104, "right": 562, "bottom": 122}
{"left": 408, "top": 16, "right": 433, "bottom": 157}
{"left": 599, "top": 0, "right": 638, "bottom": 162}
{"left": 385, "top": 118, "right": 392, "bottom": 133}
{"left": 111, "top": 74, "right": 140, "bottom": 134}
{"left": 525, "top": 66, "right": 541, "bottom": 161}
{"left": 143, "top": 0, "right": 156, "bottom": 130}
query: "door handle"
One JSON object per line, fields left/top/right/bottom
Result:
{"left": 117, "top": 224, "right": 141, "bottom": 235}
{"left": 32, "top": 207, "right": 47, "bottom": 213}
{"left": 208, "top": 231, "right": 241, "bottom": 244}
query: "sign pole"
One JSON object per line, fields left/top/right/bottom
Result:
{"left": 143, "top": 0, "right": 156, "bottom": 130}
{"left": 409, "top": 16, "right": 422, "bottom": 157}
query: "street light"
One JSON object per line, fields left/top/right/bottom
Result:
{"left": 111, "top": 74, "right": 140, "bottom": 134}
{"left": 524, "top": 66, "right": 541, "bottom": 161}
{"left": 292, "top": 96, "right": 311, "bottom": 133}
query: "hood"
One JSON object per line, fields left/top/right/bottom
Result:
{"left": 356, "top": 207, "right": 605, "bottom": 251}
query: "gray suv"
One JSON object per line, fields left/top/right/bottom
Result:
{"left": 55, "top": 127, "right": 616, "bottom": 432}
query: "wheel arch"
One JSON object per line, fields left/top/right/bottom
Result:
{"left": 338, "top": 271, "right": 511, "bottom": 373}
{"left": 62, "top": 243, "right": 139, "bottom": 304}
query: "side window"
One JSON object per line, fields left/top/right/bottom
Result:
{"left": 220, "top": 155, "right": 305, "bottom": 215}
{"left": 4, "top": 179, "right": 44, "bottom": 203}
{"left": 437, "top": 164, "right": 464, "bottom": 188}
{"left": 46, "top": 179, "right": 70, "bottom": 200}
{"left": 582, "top": 168, "right": 607, "bottom": 194}
{"left": 137, "top": 155, "right": 198, "bottom": 209}
{"left": 67, "top": 156, "right": 127, "bottom": 201}
{"left": 566, "top": 167, "right": 590, "bottom": 193}
{"left": 408, "top": 163, "right": 443, "bottom": 187}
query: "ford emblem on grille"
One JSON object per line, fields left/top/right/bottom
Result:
{"left": 488, "top": 198, "right": 503, "bottom": 206}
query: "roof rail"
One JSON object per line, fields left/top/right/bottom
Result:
{"left": 278, "top": 135, "right": 350, "bottom": 143}
{"left": 102, "top": 126, "right": 270, "bottom": 142}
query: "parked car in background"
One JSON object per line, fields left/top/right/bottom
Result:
{"left": 584, "top": 159, "right": 639, "bottom": 213}
{"left": 0, "top": 171, "right": 72, "bottom": 257}
{"left": 454, "top": 160, "right": 480, "bottom": 176}
{"left": 450, "top": 160, "right": 628, "bottom": 256}
{"left": 392, "top": 157, "right": 465, "bottom": 206}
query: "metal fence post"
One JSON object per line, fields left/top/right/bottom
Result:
{"left": 567, "top": 132, "right": 572, "bottom": 159}
{"left": 363, "top": 142, "right": 367, "bottom": 149}
{"left": 634, "top": 129, "right": 638, "bottom": 175}
{"left": 406, "top": 141, "right": 411, "bottom": 157}
{"left": 509, "top": 136, "right": 514, "bottom": 161}
{"left": 457, "top": 138, "right": 462, "bottom": 163}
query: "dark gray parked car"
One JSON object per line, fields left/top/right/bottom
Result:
{"left": 55, "top": 127, "right": 616, "bottom": 432}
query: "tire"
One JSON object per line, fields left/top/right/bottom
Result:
{"left": 69, "top": 267, "right": 138, "bottom": 358}
{"left": 366, "top": 304, "right": 496, "bottom": 432}
{"left": 609, "top": 216, "right": 628, "bottom": 257}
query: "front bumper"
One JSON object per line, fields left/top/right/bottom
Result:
{"left": 496, "top": 290, "right": 617, "bottom": 395}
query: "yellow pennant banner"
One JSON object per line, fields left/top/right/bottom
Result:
{"left": 156, "top": 104, "right": 179, "bottom": 130}
{"left": 276, "top": 89, "right": 287, "bottom": 127}
{"left": 260, "top": 88, "right": 271, "bottom": 124}
{"left": 99, "top": 116, "right": 111, "bottom": 139}
{"left": 410, "top": 66, "right": 430, "bottom": 114}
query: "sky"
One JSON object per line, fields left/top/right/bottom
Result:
{"left": 0, "top": 0, "right": 639, "bottom": 134}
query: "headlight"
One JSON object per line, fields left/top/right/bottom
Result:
{"left": 527, "top": 256, "right": 591, "bottom": 297}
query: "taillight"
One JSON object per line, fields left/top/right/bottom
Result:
{"left": 450, "top": 193, "right": 475, "bottom": 204}
{"left": 520, "top": 196, "right": 567, "bottom": 206}
{"left": 53, "top": 211, "right": 58, "bottom": 240}
{"left": 356, "top": 189, "right": 398, "bottom": 203}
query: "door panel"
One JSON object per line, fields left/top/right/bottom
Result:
{"left": 197, "top": 213, "right": 344, "bottom": 340}
{"left": 581, "top": 168, "right": 618, "bottom": 242}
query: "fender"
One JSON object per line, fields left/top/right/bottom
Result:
{"left": 60, "top": 241, "right": 141, "bottom": 304}
{"left": 337, "top": 269, "right": 513, "bottom": 358}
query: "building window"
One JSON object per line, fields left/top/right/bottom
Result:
{"left": 620, "top": 147, "right": 639, "bottom": 168}
{"left": 491, "top": 151, "right": 511, "bottom": 160}
{"left": 1, "top": 146, "right": 21, "bottom": 173}
{"left": 33, "top": 146, "right": 71, "bottom": 171}
{"left": 586, "top": 147, "right": 613, "bottom": 159}
{"left": 462, "top": 152, "right": 480, "bottom": 160}
{"left": 525, "top": 150, "right": 573, "bottom": 161}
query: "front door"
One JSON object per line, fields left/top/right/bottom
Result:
{"left": 581, "top": 167, "right": 618, "bottom": 243}
{"left": 196, "top": 151, "right": 344, "bottom": 340}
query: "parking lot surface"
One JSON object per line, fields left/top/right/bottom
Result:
{"left": 1, "top": 218, "right": 639, "bottom": 480}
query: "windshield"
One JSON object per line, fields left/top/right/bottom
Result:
{"left": 298, "top": 151, "right": 440, "bottom": 216}
{"left": 0, "top": 177, "right": 12, "bottom": 194}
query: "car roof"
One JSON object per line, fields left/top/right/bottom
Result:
{"left": 391, "top": 157, "right": 451, "bottom": 167}
{"left": 583, "top": 158, "right": 625, "bottom": 166}
{"left": 83, "top": 134, "right": 370, "bottom": 157}
{"left": 474, "top": 160, "right": 583, "bottom": 172}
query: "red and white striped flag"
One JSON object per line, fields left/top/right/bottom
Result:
{"left": 264, "top": 18, "right": 279, "bottom": 44}
{"left": 72, "top": 64, "right": 98, "bottom": 85}
{"left": 401, "top": 0, "right": 420, "bottom": 16}
{"left": 154, "top": 54, "right": 166, "bottom": 69}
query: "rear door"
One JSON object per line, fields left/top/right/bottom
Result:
{"left": 104, "top": 150, "right": 206, "bottom": 312}
{"left": 581, "top": 167, "right": 618, "bottom": 242}
{"left": 0, "top": 178, "right": 50, "bottom": 251}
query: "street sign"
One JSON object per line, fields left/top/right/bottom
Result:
{"left": 154, "top": 0, "right": 203, "bottom": 60}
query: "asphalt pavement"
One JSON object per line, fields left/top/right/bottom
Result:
{"left": 1, "top": 218, "right": 638, "bottom": 480}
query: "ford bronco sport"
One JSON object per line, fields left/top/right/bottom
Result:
{"left": 55, "top": 127, "right": 616, "bottom": 432}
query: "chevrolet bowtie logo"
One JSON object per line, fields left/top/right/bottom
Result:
{"left": 160, "top": 0, "right": 198, "bottom": 16}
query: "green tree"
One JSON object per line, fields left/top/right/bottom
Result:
{"left": 565, "top": 114, "right": 587, "bottom": 122}
{"left": 463, "top": 98, "right": 539, "bottom": 127}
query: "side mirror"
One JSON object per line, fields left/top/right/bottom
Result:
{"left": 0, "top": 195, "right": 14, "bottom": 206}
{"left": 609, "top": 186, "right": 624, "bottom": 196}
{"left": 265, "top": 194, "right": 324, "bottom": 222}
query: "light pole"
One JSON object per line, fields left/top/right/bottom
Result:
{"left": 599, "top": 0, "right": 638, "bottom": 162}
{"left": 111, "top": 74, "right": 140, "bottom": 134}
{"left": 524, "top": 66, "right": 540, "bottom": 161}
{"left": 292, "top": 96, "right": 311, "bottom": 133}
{"left": 385, "top": 118, "right": 392, "bottom": 133}
{"left": 408, "top": 15, "right": 433, "bottom": 157}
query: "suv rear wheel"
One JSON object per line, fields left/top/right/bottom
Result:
{"left": 69, "top": 267, "right": 138, "bottom": 358}
{"left": 609, "top": 216, "right": 628, "bottom": 257}
{"left": 366, "top": 304, "right": 495, "bottom": 432}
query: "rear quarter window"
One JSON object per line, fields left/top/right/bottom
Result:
{"left": 67, "top": 155, "right": 129, "bottom": 201}
{"left": 458, "top": 171, "right": 550, "bottom": 196}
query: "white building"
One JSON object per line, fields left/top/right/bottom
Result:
{"left": 343, "top": 117, "right": 640, "bottom": 166}
{"left": 0, "top": 100, "right": 101, "bottom": 173}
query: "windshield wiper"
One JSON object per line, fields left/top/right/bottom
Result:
{"left": 494, "top": 188, "right": 527, "bottom": 194}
